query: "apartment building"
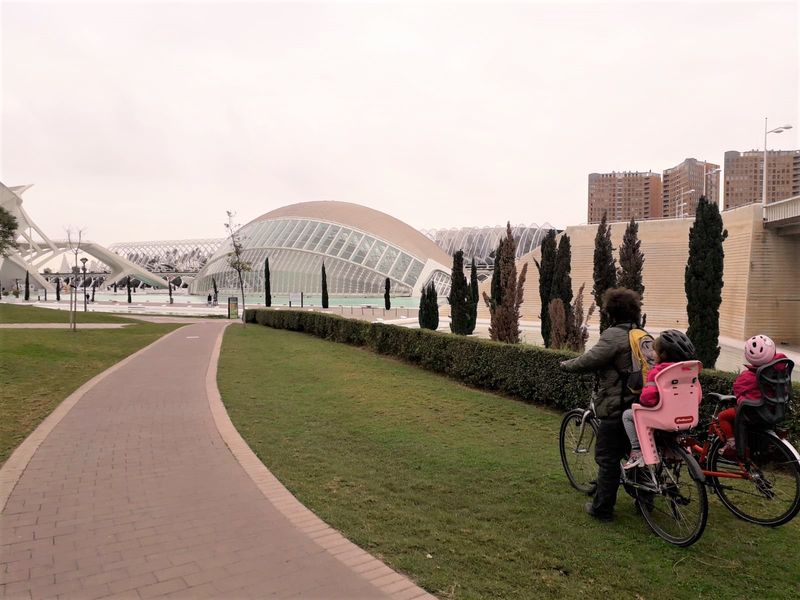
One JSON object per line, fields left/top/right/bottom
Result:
{"left": 662, "top": 158, "right": 720, "bottom": 218}
{"left": 587, "top": 171, "right": 662, "bottom": 224}
{"left": 724, "top": 150, "right": 800, "bottom": 209}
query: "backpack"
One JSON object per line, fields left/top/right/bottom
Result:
{"left": 622, "top": 328, "right": 657, "bottom": 397}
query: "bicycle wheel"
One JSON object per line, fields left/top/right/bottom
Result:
{"left": 634, "top": 445, "right": 708, "bottom": 547}
{"left": 708, "top": 430, "right": 800, "bottom": 526}
{"left": 559, "top": 408, "right": 598, "bottom": 494}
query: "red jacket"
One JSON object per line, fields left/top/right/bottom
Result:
{"left": 733, "top": 353, "right": 788, "bottom": 402}
{"left": 638, "top": 362, "right": 677, "bottom": 407}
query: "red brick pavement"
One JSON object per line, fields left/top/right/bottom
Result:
{"left": 0, "top": 322, "right": 432, "bottom": 599}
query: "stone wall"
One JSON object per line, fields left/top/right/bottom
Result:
{"left": 478, "top": 204, "right": 800, "bottom": 345}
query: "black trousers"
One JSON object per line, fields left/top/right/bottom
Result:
{"left": 592, "top": 417, "right": 631, "bottom": 517}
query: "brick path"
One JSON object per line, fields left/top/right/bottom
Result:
{"left": 0, "top": 322, "right": 431, "bottom": 599}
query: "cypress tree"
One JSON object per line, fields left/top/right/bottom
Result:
{"left": 264, "top": 257, "right": 272, "bottom": 307}
{"left": 126, "top": 276, "right": 132, "bottom": 304}
{"left": 212, "top": 277, "right": 218, "bottom": 305}
{"left": 482, "top": 223, "right": 528, "bottom": 343}
{"left": 467, "top": 257, "right": 479, "bottom": 335}
{"left": 618, "top": 217, "right": 645, "bottom": 297}
{"left": 321, "top": 262, "right": 329, "bottom": 308}
{"left": 419, "top": 282, "right": 440, "bottom": 330}
{"left": 384, "top": 277, "right": 391, "bottom": 310}
{"left": 418, "top": 284, "right": 428, "bottom": 328}
{"left": 448, "top": 250, "right": 470, "bottom": 335}
{"left": 551, "top": 234, "right": 573, "bottom": 312}
{"left": 593, "top": 213, "right": 617, "bottom": 331}
{"left": 426, "top": 282, "right": 439, "bottom": 331}
{"left": 685, "top": 196, "right": 727, "bottom": 368}
{"left": 55, "top": 277, "right": 61, "bottom": 301}
{"left": 490, "top": 242, "right": 502, "bottom": 307}
{"left": 24, "top": 271, "right": 30, "bottom": 301}
{"left": 92, "top": 280, "right": 96, "bottom": 302}
{"left": 534, "top": 230, "right": 557, "bottom": 347}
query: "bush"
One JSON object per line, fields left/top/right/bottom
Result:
{"left": 245, "top": 309, "right": 800, "bottom": 442}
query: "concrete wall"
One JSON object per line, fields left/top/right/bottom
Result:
{"left": 479, "top": 204, "right": 800, "bottom": 345}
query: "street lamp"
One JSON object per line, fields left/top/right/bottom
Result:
{"left": 80, "top": 258, "right": 88, "bottom": 312}
{"left": 763, "top": 118, "right": 793, "bottom": 207}
{"left": 676, "top": 188, "right": 696, "bottom": 219}
{"left": 71, "top": 266, "right": 80, "bottom": 330}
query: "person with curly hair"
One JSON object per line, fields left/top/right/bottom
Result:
{"left": 560, "top": 287, "right": 643, "bottom": 521}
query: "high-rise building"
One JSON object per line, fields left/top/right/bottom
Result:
{"left": 662, "top": 158, "right": 720, "bottom": 218}
{"left": 724, "top": 150, "right": 800, "bottom": 210}
{"left": 587, "top": 171, "right": 662, "bottom": 224}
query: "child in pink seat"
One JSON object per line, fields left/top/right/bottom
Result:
{"left": 717, "top": 335, "right": 788, "bottom": 457}
{"left": 622, "top": 330, "right": 696, "bottom": 469}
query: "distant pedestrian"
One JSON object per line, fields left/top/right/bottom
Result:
{"left": 207, "top": 293, "right": 212, "bottom": 306}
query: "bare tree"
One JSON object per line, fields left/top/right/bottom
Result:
{"left": 566, "top": 283, "right": 595, "bottom": 353}
{"left": 66, "top": 227, "right": 85, "bottom": 331}
{"left": 225, "top": 211, "right": 252, "bottom": 325}
{"left": 548, "top": 299, "right": 567, "bottom": 349}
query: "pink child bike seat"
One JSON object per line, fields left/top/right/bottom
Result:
{"left": 632, "top": 361, "right": 702, "bottom": 466}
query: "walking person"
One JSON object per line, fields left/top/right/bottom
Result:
{"left": 559, "top": 288, "right": 643, "bottom": 521}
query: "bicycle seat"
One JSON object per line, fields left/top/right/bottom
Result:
{"left": 632, "top": 361, "right": 702, "bottom": 466}
{"left": 706, "top": 393, "right": 736, "bottom": 403}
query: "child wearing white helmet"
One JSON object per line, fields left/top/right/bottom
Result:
{"left": 717, "top": 335, "right": 787, "bottom": 457}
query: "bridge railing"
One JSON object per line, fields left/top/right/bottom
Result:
{"left": 764, "top": 195, "right": 800, "bottom": 225}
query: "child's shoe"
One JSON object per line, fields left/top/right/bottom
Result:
{"left": 624, "top": 450, "right": 644, "bottom": 470}
{"left": 719, "top": 439, "right": 737, "bottom": 460}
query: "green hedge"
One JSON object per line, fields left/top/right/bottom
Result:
{"left": 244, "top": 308, "right": 799, "bottom": 442}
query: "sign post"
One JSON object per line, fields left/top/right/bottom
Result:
{"left": 289, "top": 292, "right": 303, "bottom": 307}
{"left": 227, "top": 297, "right": 239, "bottom": 319}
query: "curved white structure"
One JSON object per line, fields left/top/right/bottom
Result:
{"left": 422, "top": 223, "right": 556, "bottom": 270}
{"left": 0, "top": 183, "right": 165, "bottom": 291}
{"left": 190, "top": 201, "right": 453, "bottom": 298}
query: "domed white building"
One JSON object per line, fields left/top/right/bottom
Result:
{"left": 190, "top": 201, "right": 453, "bottom": 298}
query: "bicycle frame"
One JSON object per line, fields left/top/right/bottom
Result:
{"left": 682, "top": 405, "right": 800, "bottom": 483}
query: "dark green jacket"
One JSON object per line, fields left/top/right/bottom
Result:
{"left": 561, "top": 323, "right": 635, "bottom": 419}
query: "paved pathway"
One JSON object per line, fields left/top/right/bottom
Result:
{"left": 0, "top": 322, "right": 430, "bottom": 599}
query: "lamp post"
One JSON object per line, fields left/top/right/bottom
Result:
{"left": 763, "top": 118, "right": 793, "bottom": 207}
{"left": 676, "top": 188, "right": 696, "bottom": 219}
{"left": 80, "top": 258, "right": 88, "bottom": 312}
{"left": 71, "top": 266, "right": 80, "bottom": 330}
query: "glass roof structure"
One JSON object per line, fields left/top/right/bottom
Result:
{"left": 109, "top": 239, "right": 221, "bottom": 273}
{"left": 422, "top": 224, "right": 556, "bottom": 270}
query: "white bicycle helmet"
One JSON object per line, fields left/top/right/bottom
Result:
{"left": 744, "top": 335, "right": 776, "bottom": 367}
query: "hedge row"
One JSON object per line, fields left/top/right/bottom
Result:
{"left": 244, "top": 308, "right": 799, "bottom": 442}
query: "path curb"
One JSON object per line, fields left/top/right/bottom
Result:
{"left": 205, "top": 323, "right": 436, "bottom": 600}
{"left": 0, "top": 324, "right": 188, "bottom": 512}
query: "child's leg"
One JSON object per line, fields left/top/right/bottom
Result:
{"left": 622, "top": 409, "right": 640, "bottom": 450}
{"left": 718, "top": 407, "right": 736, "bottom": 440}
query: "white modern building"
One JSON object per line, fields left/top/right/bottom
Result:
{"left": 190, "top": 201, "right": 453, "bottom": 298}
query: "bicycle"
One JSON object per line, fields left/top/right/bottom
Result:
{"left": 679, "top": 358, "right": 800, "bottom": 527}
{"left": 560, "top": 362, "right": 708, "bottom": 547}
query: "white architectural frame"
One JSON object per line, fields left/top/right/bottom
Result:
{"left": 1, "top": 183, "right": 165, "bottom": 291}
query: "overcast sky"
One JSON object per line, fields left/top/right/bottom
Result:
{"left": 1, "top": 0, "right": 798, "bottom": 246}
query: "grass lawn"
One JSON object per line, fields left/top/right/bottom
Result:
{"left": 0, "top": 323, "right": 180, "bottom": 465}
{"left": 0, "top": 303, "right": 136, "bottom": 323}
{"left": 218, "top": 326, "right": 800, "bottom": 600}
